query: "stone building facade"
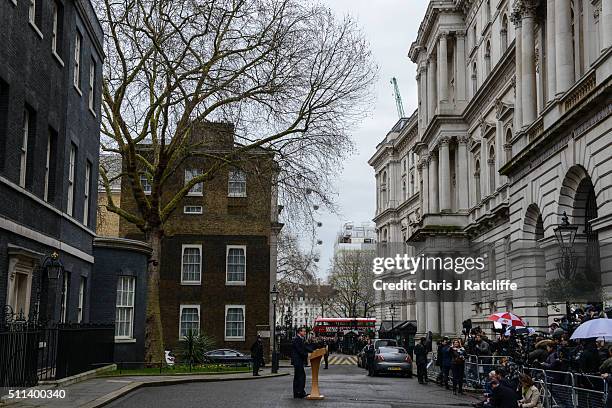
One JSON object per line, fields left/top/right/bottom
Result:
{"left": 0, "top": 0, "right": 104, "bottom": 324}
{"left": 370, "top": 0, "right": 611, "bottom": 336}
{"left": 118, "top": 123, "right": 282, "bottom": 353}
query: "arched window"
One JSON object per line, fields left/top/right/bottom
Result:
{"left": 488, "top": 145, "right": 496, "bottom": 193}
{"left": 501, "top": 14, "right": 508, "bottom": 52}
{"left": 410, "top": 173, "right": 415, "bottom": 196}
{"left": 472, "top": 62, "right": 478, "bottom": 96}
{"left": 505, "top": 128, "right": 513, "bottom": 163}
{"left": 485, "top": 40, "right": 491, "bottom": 76}
{"left": 381, "top": 171, "right": 388, "bottom": 208}
{"left": 474, "top": 159, "right": 481, "bottom": 203}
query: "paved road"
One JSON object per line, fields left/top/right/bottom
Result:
{"left": 106, "top": 363, "right": 479, "bottom": 408}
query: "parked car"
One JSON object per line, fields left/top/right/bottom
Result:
{"left": 374, "top": 339, "right": 397, "bottom": 349}
{"left": 203, "top": 349, "right": 252, "bottom": 365}
{"left": 371, "top": 346, "right": 412, "bottom": 377}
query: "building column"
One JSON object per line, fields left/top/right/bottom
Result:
{"left": 420, "top": 158, "right": 429, "bottom": 214}
{"left": 495, "top": 120, "right": 505, "bottom": 186}
{"left": 429, "top": 152, "right": 439, "bottom": 213}
{"left": 555, "top": 0, "right": 575, "bottom": 95}
{"left": 442, "top": 302, "right": 455, "bottom": 336}
{"left": 438, "top": 138, "right": 451, "bottom": 211}
{"left": 438, "top": 32, "right": 449, "bottom": 104}
{"left": 427, "top": 55, "right": 437, "bottom": 121}
{"left": 603, "top": 0, "right": 612, "bottom": 51}
{"left": 480, "top": 139, "right": 488, "bottom": 197}
{"left": 521, "top": 4, "right": 538, "bottom": 126}
{"left": 457, "top": 137, "right": 470, "bottom": 209}
{"left": 455, "top": 33, "right": 467, "bottom": 101}
{"left": 546, "top": 0, "right": 556, "bottom": 102}
{"left": 416, "top": 296, "right": 427, "bottom": 334}
{"left": 417, "top": 65, "right": 427, "bottom": 135}
{"left": 511, "top": 11, "right": 523, "bottom": 130}
{"left": 426, "top": 301, "right": 440, "bottom": 336}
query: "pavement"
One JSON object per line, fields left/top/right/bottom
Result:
{"left": 2, "top": 369, "right": 287, "bottom": 408}
{"left": 105, "top": 360, "right": 480, "bottom": 408}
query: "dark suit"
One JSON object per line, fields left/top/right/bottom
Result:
{"left": 250, "top": 339, "right": 263, "bottom": 376}
{"left": 291, "top": 335, "right": 309, "bottom": 398}
{"left": 490, "top": 384, "right": 520, "bottom": 408}
{"left": 414, "top": 343, "right": 428, "bottom": 384}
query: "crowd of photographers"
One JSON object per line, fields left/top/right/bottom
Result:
{"left": 432, "top": 305, "right": 612, "bottom": 407}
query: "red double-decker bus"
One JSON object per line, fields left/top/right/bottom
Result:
{"left": 312, "top": 317, "right": 376, "bottom": 336}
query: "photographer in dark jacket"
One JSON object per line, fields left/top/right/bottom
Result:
{"left": 414, "top": 337, "right": 429, "bottom": 384}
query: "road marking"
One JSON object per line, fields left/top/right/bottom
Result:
{"left": 327, "top": 355, "right": 358, "bottom": 365}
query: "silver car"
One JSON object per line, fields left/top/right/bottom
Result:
{"left": 372, "top": 346, "right": 413, "bottom": 377}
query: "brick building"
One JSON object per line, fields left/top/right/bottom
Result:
{"left": 117, "top": 123, "right": 282, "bottom": 353}
{"left": 0, "top": 0, "right": 104, "bottom": 323}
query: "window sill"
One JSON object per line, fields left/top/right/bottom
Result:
{"left": 74, "top": 84, "right": 82, "bottom": 96}
{"left": 187, "top": 192, "right": 203, "bottom": 197}
{"left": 224, "top": 337, "right": 245, "bottom": 342}
{"left": 29, "top": 21, "right": 43, "bottom": 39}
{"left": 115, "top": 338, "right": 136, "bottom": 344}
{"left": 228, "top": 194, "right": 247, "bottom": 198}
{"left": 225, "top": 281, "right": 246, "bottom": 286}
{"left": 181, "top": 281, "right": 202, "bottom": 286}
{"left": 52, "top": 51, "right": 65, "bottom": 67}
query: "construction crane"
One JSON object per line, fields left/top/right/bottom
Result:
{"left": 390, "top": 77, "right": 406, "bottom": 118}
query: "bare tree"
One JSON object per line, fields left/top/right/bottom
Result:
{"left": 328, "top": 249, "right": 376, "bottom": 318}
{"left": 96, "top": 0, "right": 376, "bottom": 360}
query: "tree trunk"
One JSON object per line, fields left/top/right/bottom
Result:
{"left": 144, "top": 228, "right": 164, "bottom": 362}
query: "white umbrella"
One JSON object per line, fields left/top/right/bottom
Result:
{"left": 570, "top": 318, "right": 612, "bottom": 340}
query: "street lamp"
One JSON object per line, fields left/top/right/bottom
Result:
{"left": 554, "top": 211, "right": 579, "bottom": 324}
{"left": 271, "top": 284, "right": 279, "bottom": 374}
{"left": 389, "top": 303, "right": 396, "bottom": 333}
{"left": 42, "top": 252, "right": 64, "bottom": 280}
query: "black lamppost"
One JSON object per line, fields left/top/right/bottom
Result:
{"left": 42, "top": 252, "right": 64, "bottom": 280}
{"left": 271, "top": 284, "right": 279, "bottom": 374}
{"left": 554, "top": 211, "right": 579, "bottom": 323}
{"left": 389, "top": 303, "right": 396, "bottom": 333}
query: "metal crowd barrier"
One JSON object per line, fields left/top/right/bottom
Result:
{"left": 459, "top": 355, "right": 609, "bottom": 408}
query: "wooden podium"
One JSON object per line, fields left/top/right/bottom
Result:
{"left": 306, "top": 348, "right": 326, "bottom": 400}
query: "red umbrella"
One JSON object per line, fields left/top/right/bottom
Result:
{"left": 487, "top": 312, "right": 526, "bottom": 327}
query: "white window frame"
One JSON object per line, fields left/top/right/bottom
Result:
{"left": 228, "top": 170, "right": 246, "bottom": 197}
{"left": 185, "top": 169, "right": 203, "bottom": 196}
{"left": 28, "top": 0, "right": 35, "bottom": 24}
{"left": 60, "top": 272, "right": 69, "bottom": 323}
{"left": 88, "top": 58, "right": 95, "bottom": 114}
{"left": 83, "top": 161, "right": 91, "bottom": 226}
{"left": 181, "top": 244, "right": 202, "bottom": 285}
{"left": 51, "top": 1, "right": 58, "bottom": 52}
{"left": 67, "top": 145, "right": 76, "bottom": 216}
{"left": 43, "top": 133, "right": 51, "bottom": 201}
{"left": 140, "top": 174, "right": 152, "bottom": 195}
{"left": 184, "top": 205, "right": 203, "bottom": 215}
{"left": 224, "top": 305, "right": 245, "bottom": 341}
{"left": 115, "top": 276, "right": 135, "bottom": 340}
{"left": 179, "top": 304, "right": 200, "bottom": 339}
{"left": 73, "top": 32, "right": 82, "bottom": 91}
{"left": 19, "top": 110, "right": 29, "bottom": 188}
{"left": 225, "top": 245, "right": 246, "bottom": 286}
{"left": 77, "top": 276, "right": 85, "bottom": 323}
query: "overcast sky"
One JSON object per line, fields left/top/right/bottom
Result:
{"left": 310, "top": 0, "right": 429, "bottom": 279}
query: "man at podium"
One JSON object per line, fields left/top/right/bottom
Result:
{"left": 291, "top": 327, "right": 312, "bottom": 398}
